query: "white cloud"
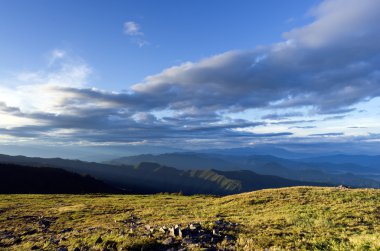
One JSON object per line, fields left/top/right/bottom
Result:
{"left": 123, "top": 21, "right": 143, "bottom": 36}
{"left": 48, "top": 49, "right": 66, "bottom": 65}
{"left": 123, "top": 21, "right": 149, "bottom": 47}
{"left": 0, "top": 50, "right": 92, "bottom": 114}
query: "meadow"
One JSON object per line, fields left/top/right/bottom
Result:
{"left": 1, "top": 187, "right": 380, "bottom": 250}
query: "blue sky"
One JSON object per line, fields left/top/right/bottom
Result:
{"left": 0, "top": 0, "right": 380, "bottom": 159}
{"left": 0, "top": 0, "right": 319, "bottom": 89}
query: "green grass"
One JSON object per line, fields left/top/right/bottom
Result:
{"left": 1, "top": 187, "right": 380, "bottom": 250}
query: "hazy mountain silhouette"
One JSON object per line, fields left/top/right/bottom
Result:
{"left": 0, "top": 163, "right": 121, "bottom": 194}
{"left": 108, "top": 152, "right": 380, "bottom": 188}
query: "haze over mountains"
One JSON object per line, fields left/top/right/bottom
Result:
{"left": 1, "top": 146, "right": 379, "bottom": 194}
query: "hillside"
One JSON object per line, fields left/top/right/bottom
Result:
{"left": 0, "top": 163, "right": 121, "bottom": 194}
{"left": 0, "top": 187, "right": 379, "bottom": 250}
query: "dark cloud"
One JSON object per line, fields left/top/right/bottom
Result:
{"left": 261, "top": 112, "right": 303, "bottom": 120}
{"left": 323, "top": 115, "right": 347, "bottom": 121}
{"left": 271, "top": 119, "right": 317, "bottom": 125}
{"left": 309, "top": 132, "right": 344, "bottom": 137}
{"left": 289, "top": 125, "right": 317, "bottom": 129}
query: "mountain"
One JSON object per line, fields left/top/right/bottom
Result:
{"left": 107, "top": 152, "right": 380, "bottom": 188}
{"left": 102, "top": 162, "right": 329, "bottom": 195}
{"left": 0, "top": 154, "right": 328, "bottom": 195}
{"left": 2, "top": 152, "right": 379, "bottom": 194}
{"left": 0, "top": 163, "right": 121, "bottom": 194}
{"left": 302, "top": 154, "right": 380, "bottom": 169}
{"left": 105, "top": 153, "right": 238, "bottom": 170}
{"left": 198, "top": 146, "right": 308, "bottom": 159}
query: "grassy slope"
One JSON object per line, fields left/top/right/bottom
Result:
{"left": 0, "top": 187, "right": 379, "bottom": 250}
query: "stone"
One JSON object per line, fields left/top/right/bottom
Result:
{"left": 95, "top": 236, "right": 103, "bottom": 244}
{"left": 169, "top": 227, "right": 176, "bottom": 237}
{"left": 189, "top": 223, "right": 201, "bottom": 230}
{"left": 212, "top": 229, "right": 219, "bottom": 236}
{"left": 178, "top": 227, "right": 183, "bottom": 238}
{"left": 23, "top": 228, "right": 37, "bottom": 235}
{"left": 50, "top": 237, "right": 59, "bottom": 245}
{"left": 60, "top": 228, "right": 73, "bottom": 233}
{"left": 162, "top": 236, "right": 175, "bottom": 245}
{"left": 57, "top": 247, "right": 68, "bottom": 251}
{"left": 225, "top": 235, "right": 235, "bottom": 242}
{"left": 159, "top": 226, "right": 168, "bottom": 233}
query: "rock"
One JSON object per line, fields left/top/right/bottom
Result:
{"left": 168, "top": 225, "right": 182, "bottom": 237}
{"left": 178, "top": 227, "right": 183, "bottom": 238}
{"left": 212, "top": 229, "right": 219, "bottom": 236}
{"left": 225, "top": 235, "right": 235, "bottom": 242}
{"left": 168, "top": 227, "right": 176, "bottom": 237}
{"left": 159, "top": 226, "right": 168, "bottom": 233}
{"left": 162, "top": 236, "right": 175, "bottom": 245}
{"left": 189, "top": 223, "right": 201, "bottom": 230}
{"left": 200, "top": 233, "right": 212, "bottom": 242}
{"left": 73, "top": 248, "right": 81, "bottom": 251}
{"left": 23, "top": 228, "right": 37, "bottom": 235}
{"left": 95, "top": 236, "right": 103, "bottom": 244}
{"left": 38, "top": 218, "right": 52, "bottom": 229}
{"left": 104, "top": 240, "right": 118, "bottom": 250}
{"left": 337, "top": 185, "right": 350, "bottom": 189}
{"left": 182, "top": 237, "right": 195, "bottom": 244}
{"left": 60, "top": 228, "right": 73, "bottom": 233}
{"left": 50, "top": 237, "right": 59, "bottom": 245}
{"left": 57, "top": 247, "right": 68, "bottom": 251}
{"left": 13, "top": 237, "right": 22, "bottom": 244}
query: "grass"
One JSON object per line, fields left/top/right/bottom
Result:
{"left": 1, "top": 187, "right": 380, "bottom": 250}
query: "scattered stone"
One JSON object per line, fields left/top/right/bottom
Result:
{"left": 57, "top": 247, "right": 68, "bottom": 251}
{"left": 159, "top": 226, "right": 168, "bottom": 233}
{"left": 38, "top": 218, "right": 52, "bottom": 229}
{"left": 95, "top": 236, "right": 103, "bottom": 244}
{"left": 60, "top": 228, "right": 73, "bottom": 233}
{"left": 104, "top": 240, "right": 118, "bottom": 250}
{"left": 12, "top": 237, "right": 22, "bottom": 244}
{"left": 189, "top": 223, "right": 201, "bottom": 230}
{"left": 22, "top": 228, "right": 37, "bottom": 236}
{"left": 162, "top": 237, "right": 175, "bottom": 245}
{"left": 337, "top": 185, "right": 350, "bottom": 189}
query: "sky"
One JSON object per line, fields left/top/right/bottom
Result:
{"left": 0, "top": 0, "right": 380, "bottom": 159}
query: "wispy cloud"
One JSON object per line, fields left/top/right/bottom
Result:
{"left": 123, "top": 21, "right": 143, "bottom": 36}
{"left": 123, "top": 21, "right": 149, "bottom": 47}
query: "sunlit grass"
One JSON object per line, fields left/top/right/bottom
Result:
{"left": 0, "top": 187, "right": 379, "bottom": 250}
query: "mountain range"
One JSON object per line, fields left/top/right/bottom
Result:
{"left": 0, "top": 147, "right": 379, "bottom": 194}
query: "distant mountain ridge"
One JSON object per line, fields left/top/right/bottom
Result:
{"left": 0, "top": 163, "right": 121, "bottom": 194}
{"left": 0, "top": 153, "right": 328, "bottom": 195}
{"left": 1, "top": 151, "right": 380, "bottom": 195}
{"left": 107, "top": 152, "right": 380, "bottom": 188}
